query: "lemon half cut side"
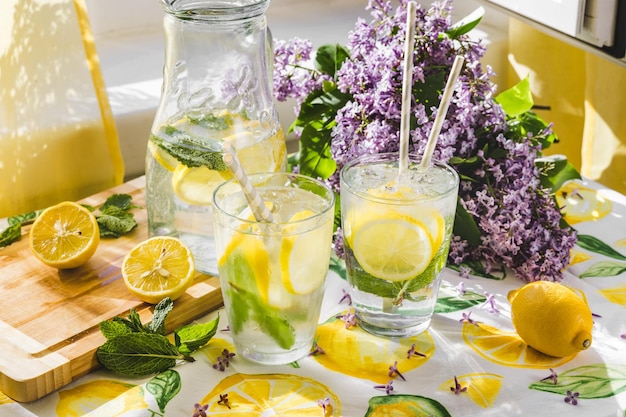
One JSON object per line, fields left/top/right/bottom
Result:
{"left": 122, "top": 236, "right": 195, "bottom": 304}
{"left": 29, "top": 201, "right": 100, "bottom": 269}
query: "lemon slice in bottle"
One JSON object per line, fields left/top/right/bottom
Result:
{"left": 352, "top": 214, "right": 434, "bottom": 282}
{"left": 122, "top": 236, "right": 195, "bottom": 304}
{"left": 29, "top": 201, "right": 100, "bottom": 269}
{"left": 172, "top": 165, "right": 233, "bottom": 205}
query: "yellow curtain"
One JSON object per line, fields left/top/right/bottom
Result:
{"left": 506, "top": 19, "right": 626, "bottom": 194}
{"left": 0, "top": 0, "right": 124, "bottom": 218}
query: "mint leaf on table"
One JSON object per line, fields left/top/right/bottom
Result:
{"left": 146, "top": 298, "right": 174, "bottom": 335}
{"left": 97, "top": 333, "right": 182, "bottom": 377}
{"left": 0, "top": 223, "right": 22, "bottom": 248}
{"left": 100, "top": 320, "right": 133, "bottom": 340}
{"left": 0, "top": 211, "right": 39, "bottom": 248}
{"left": 97, "top": 298, "right": 220, "bottom": 376}
{"left": 175, "top": 316, "right": 220, "bottom": 355}
{"left": 94, "top": 193, "right": 138, "bottom": 238}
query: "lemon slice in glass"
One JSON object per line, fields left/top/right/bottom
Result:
{"left": 280, "top": 210, "right": 329, "bottom": 295}
{"left": 172, "top": 165, "right": 233, "bottom": 205}
{"left": 352, "top": 214, "right": 434, "bottom": 282}
{"left": 122, "top": 236, "right": 195, "bottom": 304}
{"left": 29, "top": 201, "right": 100, "bottom": 269}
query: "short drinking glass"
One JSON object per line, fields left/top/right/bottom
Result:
{"left": 212, "top": 173, "right": 335, "bottom": 364}
{"left": 340, "top": 152, "right": 459, "bottom": 337}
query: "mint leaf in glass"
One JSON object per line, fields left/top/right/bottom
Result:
{"left": 151, "top": 126, "right": 227, "bottom": 170}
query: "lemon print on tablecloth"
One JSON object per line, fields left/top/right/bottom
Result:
{"left": 198, "top": 337, "right": 236, "bottom": 362}
{"left": 555, "top": 182, "right": 612, "bottom": 224}
{"left": 569, "top": 249, "right": 592, "bottom": 266}
{"left": 364, "top": 394, "right": 452, "bottom": 416}
{"left": 616, "top": 238, "right": 626, "bottom": 248}
{"left": 462, "top": 322, "right": 575, "bottom": 368}
{"left": 56, "top": 380, "right": 148, "bottom": 416}
{"left": 439, "top": 373, "right": 504, "bottom": 408}
{"left": 312, "top": 313, "right": 434, "bottom": 384}
{"left": 198, "top": 373, "right": 340, "bottom": 416}
{"left": 598, "top": 285, "right": 626, "bottom": 307}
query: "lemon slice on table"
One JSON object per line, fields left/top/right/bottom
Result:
{"left": 352, "top": 214, "right": 434, "bottom": 282}
{"left": 280, "top": 209, "right": 330, "bottom": 295}
{"left": 29, "top": 201, "right": 100, "bottom": 269}
{"left": 122, "top": 236, "right": 195, "bottom": 304}
{"left": 172, "top": 165, "right": 233, "bottom": 205}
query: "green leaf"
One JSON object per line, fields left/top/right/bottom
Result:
{"left": 329, "top": 252, "right": 346, "bottom": 280}
{"left": 315, "top": 44, "right": 350, "bottom": 78}
{"left": 100, "top": 193, "right": 134, "bottom": 213}
{"left": 577, "top": 234, "right": 626, "bottom": 260}
{"left": 174, "top": 315, "right": 220, "bottom": 355}
{"left": 112, "top": 309, "right": 146, "bottom": 333}
{"left": 495, "top": 76, "right": 533, "bottom": 117}
{"left": 579, "top": 261, "right": 626, "bottom": 278}
{"left": 0, "top": 223, "right": 22, "bottom": 248}
{"left": 146, "top": 369, "right": 182, "bottom": 413}
{"left": 535, "top": 155, "right": 581, "bottom": 192}
{"left": 448, "top": 260, "right": 507, "bottom": 280}
{"left": 446, "top": 7, "right": 484, "bottom": 39}
{"left": 99, "top": 320, "right": 133, "bottom": 340}
{"left": 96, "top": 333, "right": 182, "bottom": 377}
{"left": 365, "top": 395, "right": 452, "bottom": 417}
{"left": 146, "top": 298, "right": 174, "bottom": 335}
{"left": 150, "top": 126, "right": 227, "bottom": 170}
{"left": 434, "top": 284, "right": 486, "bottom": 313}
{"left": 529, "top": 364, "right": 626, "bottom": 399}
{"left": 453, "top": 199, "right": 482, "bottom": 247}
{"left": 8, "top": 211, "right": 38, "bottom": 226}
{"left": 97, "top": 213, "right": 137, "bottom": 238}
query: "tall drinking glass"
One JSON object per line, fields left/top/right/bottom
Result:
{"left": 340, "top": 152, "right": 459, "bottom": 337}
{"left": 212, "top": 173, "right": 335, "bottom": 364}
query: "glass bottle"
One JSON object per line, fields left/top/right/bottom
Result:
{"left": 146, "top": 0, "right": 286, "bottom": 275}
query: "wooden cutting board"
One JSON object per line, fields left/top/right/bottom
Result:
{"left": 0, "top": 176, "right": 223, "bottom": 402}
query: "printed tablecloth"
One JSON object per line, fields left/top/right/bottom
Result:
{"left": 2, "top": 178, "right": 625, "bottom": 416}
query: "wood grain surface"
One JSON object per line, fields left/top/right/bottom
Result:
{"left": 0, "top": 177, "right": 223, "bottom": 402}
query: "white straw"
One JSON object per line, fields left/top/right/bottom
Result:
{"left": 419, "top": 55, "right": 465, "bottom": 169}
{"left": 222, "top": 142, "right": 274, "bottom": 223}
{"left": 398, "top": 1, "right": 417, "bottom": 177}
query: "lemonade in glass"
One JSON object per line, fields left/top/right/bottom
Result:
{"left": 146, "top": 110, "right": 286, "bottom": 275}
{"left": 212, "top": 173, "right": 335, "bottom": 364}
{"left": 340, "top": 152, "right": 459, "bottom": 337}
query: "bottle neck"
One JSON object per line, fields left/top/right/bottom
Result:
{"left": 161, "top": 0, "right": 269, "bottom": 22}
{"left": 156, "top": 0, "right": 277, "bottom": 129}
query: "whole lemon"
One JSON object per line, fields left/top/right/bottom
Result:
{"left": 507, "top": 281, "right": 593, "bottom": 358}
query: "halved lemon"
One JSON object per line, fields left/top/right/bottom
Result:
{"left": 122, "top": 236, "right": 195, "bottom": 304}
{"left": 199, "top": 373, "right": 341, "bottom": 416}
{"left": 352, "top": 214, "right": 434, "bottom": 282}
{"left": 29, "top": 201, "right": 100, "bottom": 269}
{"left": 280, "top": 209, "right": 331, "bottom": 295}
{"left": 172, "top": 165, "right": 233, "bottom": 205}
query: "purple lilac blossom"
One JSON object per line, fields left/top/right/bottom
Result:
{"left": 272, "top": 0, "right": 577, "bottom": 282}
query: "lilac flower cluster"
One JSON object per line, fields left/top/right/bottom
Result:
{"left": 273, "top": 0, "right": 577, "bottom": 282}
